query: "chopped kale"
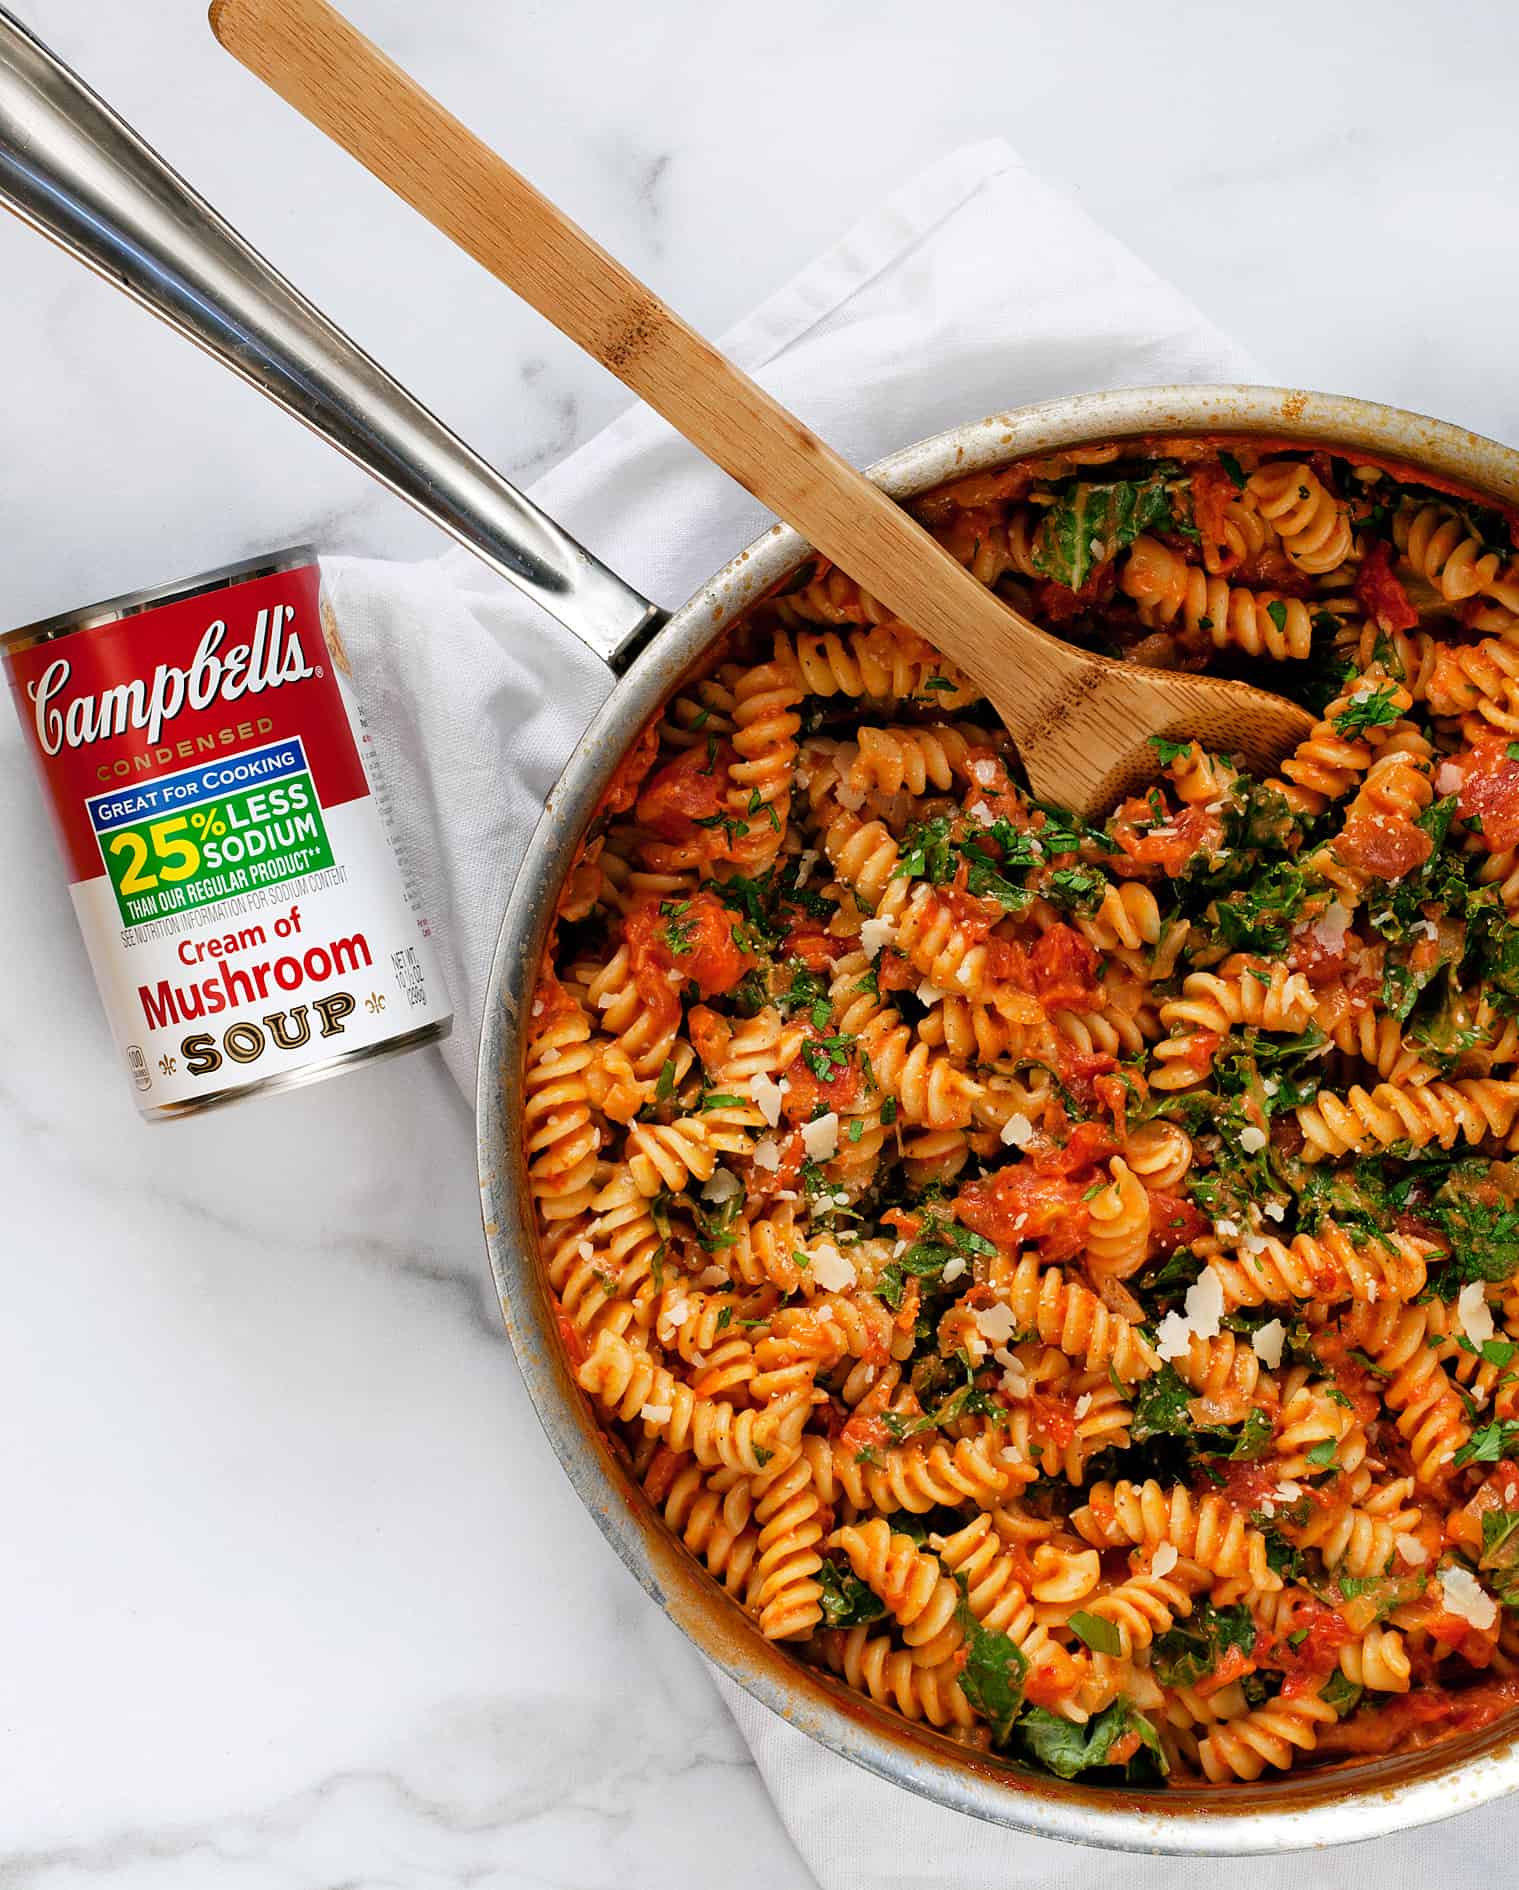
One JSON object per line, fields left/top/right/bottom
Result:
{"left": 1029, "top": 475, "right": 1178, "bottom": 592}
{"left": 1015, "top": 1699, "right": 1167, "bottom": 1783}
{"left": 1151, "top": 1602, "right": 1256, "bottom": 1689}
{"left": 817, "top": 1559, "right": 888, "bottom": 1629}
{"left": 955, "top": 1590, "right": 1027, "bottom": 1743}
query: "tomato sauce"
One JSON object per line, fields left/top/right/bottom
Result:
{"left": 877, "top": 948, "right": 915, "bottom": 992}
{"left": 780, "top": 923, "right": 845, "bottom": 969}
{"left": 1316, "top": 1676, "right": 1519, "bottom": 1760}
{"left": 1111, "top": 799, "right": 1222, "bottom": 876}
{"left": 599, "top": 717, "right": 661, "bottom": 817}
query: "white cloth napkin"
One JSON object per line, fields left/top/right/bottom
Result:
{"left": 323, "top": 138, "right": 1503, "bottom": 1885}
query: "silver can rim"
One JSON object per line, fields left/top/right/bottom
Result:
{"left": 1, "top": 543, "right": 320, "bottom": 655}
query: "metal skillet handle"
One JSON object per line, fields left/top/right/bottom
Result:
{"left": 0, "top": 5, "right": 664, "bottom": 666}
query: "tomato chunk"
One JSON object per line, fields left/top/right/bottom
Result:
{"left": 1335, "top": 811, "right": 1432, "bottom": 880}
{"left": 781, "top": 1029, "right": 861, "bottom": 1121}
{"left": 1457, "top": 739, "right": 1519, "bottom": 852}
{"left": 1029, "top": 923, "right": 1101, "bottom": 1012}
{"left": 1356, "top": 539, "right": 1419, "bottom": 634}
{"left": 1111, "top": 798, "right": 1221, "bottom": 875}
{"left": 955, "top": 1166, "right": 1090, "bottom": 1261}
{"left": 635, "top": 741, "right": 733, "bottom": 840}
{"left": 624, "top": 890, "right": 754, "bottom": 1008}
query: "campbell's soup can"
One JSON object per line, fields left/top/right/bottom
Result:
{"left": 4, "top": 547, "right": 452, "bottom": 1118}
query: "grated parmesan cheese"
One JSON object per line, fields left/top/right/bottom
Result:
{"left": 917, "top": 980, "right": 949, "bottom": 1006}
{"left": 1155, "top": 1267, "right": 1225, "bottom": 1360}
{"left": 1458, "top": 1280, "right": 1496, "bottom": 1348}
{"left": 1395, "top": 1533, "right": 1428, "bottom": 1567}
{"left": 749, "top": 1072, "right": 785, "bottom": 1127}
{"left": 1073, "top": 1393, "right": 1093, "bottom": 1421}
{"left": 973, "top": 1303, "right": 1019, "bottom": 1346}
{"left": 810, "top": 1243, "right": 857, "bottom": 1292}
{"left": 1238, "top": 1125, "right": 1268, "bottom": 1154}
{"left": 1435, "top": 760, "right": 1465, "bottom": 796}
{"left": 1251, "top": 1318, "right": 1286, "bottom": 1369}
{"left": 751, "top": 1137, "right": 781, "bottom": 1172}
{"left": 1307, "top": 900, "right": 1352, "bottom": 950}
{"left": 1439, "top": 1564, "right": 1498, "bottom": 1631}
{"left": 801, "top": 1112, "right": 840, "bottom": 1162}
{"left": 967, "top": 800, "right": 996, "bottom": 828}
{"left": 1151, "top": 1543, "right": 1179, "bottom": 1578}
{"left": 702, "top": 1167, "right": 742, "bottom": 1203}
{"left": 971, "top": 759, "right": 1000, "bottom": 787}
{"left": 994, "top": 1344, "right": 1030, "bottom": 1400}
{"left": 941, "top": 1255, "right": 967, "bottom": 1285}
{"left": 1000, "top": 1112, "right": 1034, "bottom": 1149}
{"left": 860, "top": 916, "right": 897, "bottom": 959}
{"left": 595, "top": 989, "right": 617, "bottom": 1010}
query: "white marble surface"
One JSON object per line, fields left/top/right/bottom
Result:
{"left": 4, "top": 1, "right": 1519, "bottom": 1884}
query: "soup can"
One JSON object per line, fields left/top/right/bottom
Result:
{"left": 4, "top": 547, "right": 452, "bottom": 1118}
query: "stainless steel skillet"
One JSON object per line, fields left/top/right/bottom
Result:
{"left": 7, "top": 5, "right": 1519, "bottom": 1852}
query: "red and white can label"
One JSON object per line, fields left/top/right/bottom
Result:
{"left": 6, "top": 559, "right": 451, "bottom": 1113}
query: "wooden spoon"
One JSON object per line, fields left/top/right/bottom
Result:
{"left": 208, "top": 0, "right": 1314, "bottom": 814}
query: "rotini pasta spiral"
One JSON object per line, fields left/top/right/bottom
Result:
{"left": 1207, "top": 1224, "right": 1433, "bottom": 1308}
{"left": 645, "top": 1454, "right": 758, "bottom": 1595}
{"left": 1198, "top": 1693, "right": 1338, "bottom": 1782}
{"left": 821, "top": 1627, "right": 976, "bottom": 1729}
{"left": 1295, "top": 1078, "right": 1519, "bottom": 1160}
{"left": 1247, "top": 462, "right": 1353, "bottom": 574}
{"left": 1394, "top": 502, "right": 1516, "bottom": 607}
{"left": 830, "top": 1518, "right": 963, "bottom": 1664}
{"left": 577, "top": 1330, "right": 811, "bottom": 1475}
{"left": 1073, "top": 1482, "right": 1282, "bottom": 1592}
{"left": 1121, "top": 534, "right": 1314, "bottom": 659}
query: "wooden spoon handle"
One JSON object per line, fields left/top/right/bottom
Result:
{"left": 209, "top": 0, "right": 1072, "bottom": 719}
